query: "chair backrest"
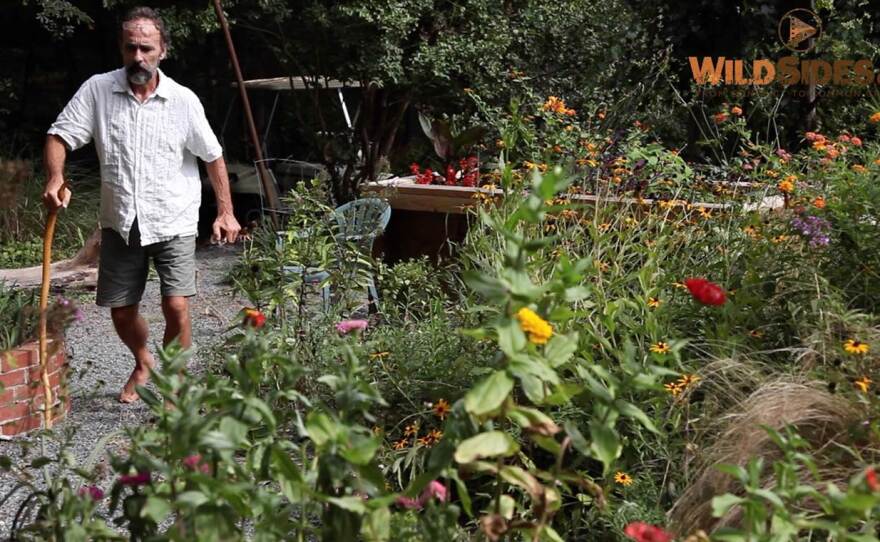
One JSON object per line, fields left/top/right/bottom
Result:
{"left": 332, "top": 198, "right": 391, "bottom": 242}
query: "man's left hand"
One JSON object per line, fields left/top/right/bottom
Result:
{"left": 212, "top": 212, "right": 242, "bottom": 244}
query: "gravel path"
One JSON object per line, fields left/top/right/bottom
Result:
{"left": 0, "top": 243, "right": 246, "bottom": 537}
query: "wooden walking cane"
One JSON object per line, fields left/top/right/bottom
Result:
{"left": 38, "top": 182, "right": 69, "bottom": 430}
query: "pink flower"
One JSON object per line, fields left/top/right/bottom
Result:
{"left": 851, "top": 136, "right": 863, "bottom": 147}
{"left": 118, "top": 471, "right": 151, "bottom": 487}
{"left": 78, "top": 485, "right": 104, "bottom": 501}
{"left": 336, "top": 319, "right": 368, "bottom": 335}
{"left": 395, "top": 480, "right": 449, "bottom": 510}
{"left": 624, "top": 522, "right": 673, "bottom": 542}
{"left": 183, "top": 453, "right": 212, "bottom": 474}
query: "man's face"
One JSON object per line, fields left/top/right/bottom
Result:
{"left": 120, "top": 19, "right": 165, "bottom": 86}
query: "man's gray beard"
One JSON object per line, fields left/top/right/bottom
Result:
{"left": 127, "top": 66, "right": 155, "bottom": 86}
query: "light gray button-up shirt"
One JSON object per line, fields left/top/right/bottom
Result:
{"left": 48, "top": 68, "right": 223, "bottom": 245}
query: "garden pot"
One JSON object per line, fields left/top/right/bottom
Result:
{"left": 0, "top": 338, "right": 68, "bottom": 436}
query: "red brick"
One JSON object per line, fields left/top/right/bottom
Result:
{"left": 13, "top": 384, "right": 36, "bottom": 401}
{"left": 0, "top": 402, "right": 30, "bottom": 423}
{"left": 2, "top": 349, "right": 30, "bottom": 372}
{"left": 2, "top": 414, "right": 42, "bottom": 435}
{"left": 0, "top": 369, "right": 28, "bottom": 388}
{"left": 0, "top": 386, "right": 16, "bottom": 406}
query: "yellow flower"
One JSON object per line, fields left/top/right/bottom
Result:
{"left": 855, "top": 376, "right": 872, "bottom": 393}
{"left": 777, "top": 179, "right": 794, "bottom": 193}
{"left": 650, "top": 341, "right": 671, "bottom": 354}
{"left": 614, "top": 471, "right": 634, "bottom": 486}
{"left": 696, "top": 207, "right": 712, "bottom": 219}
{"left": 766, "top": 169, "right": 779, "bottom": 178}
{"left": 870, "top": 112, "right": 880, "bottom": 123}
{"left": 597, "top": 261, "right": 610, "bottom": 273}
{"left": 772, "top": 234, "right": 789, "bottom": 244}
{"left": 515, "top": 307, "right": 553, "bottom": 345}
{"left": 433, "top": 399, "right": 451, "bottom": 420}
{"left": 664, "top": 382, "right": 683, "bottom": 396}
{"left": 677, "top": 374, "right": 701, "bottom": 388}
{"left": 647, "top": 296, "right": 662, "bottom": 309}
{"left": 598, "top": 222, "right": 612, "bottom": 232}
{"left": 852, "top": 164, "right": 867, "bottom": 174}
{"left": 369, "top": 351, "right": 390, "bottom": 360}
{"left": 844, "top": 339, "right": 870, "bottom": 355}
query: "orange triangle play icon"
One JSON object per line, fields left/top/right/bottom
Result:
{"left": 787, "top": 15, "right": 817, "bottom": 47}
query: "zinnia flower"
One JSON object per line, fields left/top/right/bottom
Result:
{"left": 867, "top": 467, "right": 879, "bottom": 491}
{"left": 624, "top": 522, "right": 673, "bottom": 542}
{"left": 336, "top": 319, "right": 368, "bottom": 335}
{"left": 844, "top": 339, "right": 870, "bottom": 355}
{"left": 118, "top": 471, "right": 151, "bottom": 487}
{"left": 870, "top": 112, "right": 880, "bottom": 124}
{"left": 183, "top": 454, "right": 212, "bottom": 474}
{"left": 812, "top": 196, "right": 826, "bottom": 209}
{"left": 730, "top": 106, "right": 743, "bottom": 116}
{"left": 777, "top": 179, "right": 794, "bottom": 193}
{"left": 78, "top": 485, "right": 104, "bottom": 501}
{"left": 515, "top": 308, "right": 553, "bottom": 345}
{"left": 713, "top": 112, "right": 728, "bottom": 123}
{"left": 614, "top": 472, "right": 634, "bottom": 486}
{"left": 684, "top": 278, "right": 727, "bottom": 306}
{"left": 242, "top": 308, "right": 266, "bottom": 329}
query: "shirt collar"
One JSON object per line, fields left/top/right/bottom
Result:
{"left": 111, "top": 67, "right": 170, "bottom": 100}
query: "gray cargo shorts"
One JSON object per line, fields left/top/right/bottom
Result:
{"left": 96, "top": 218, "right": 197, "bottom": 308}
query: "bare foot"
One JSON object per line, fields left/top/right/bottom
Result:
{"left": 119, "top": 359, "right": 155, "bottom": 403}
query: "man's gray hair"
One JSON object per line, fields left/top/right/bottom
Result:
{"left": 121, "top": 6, "right": 170, "bottom": 48}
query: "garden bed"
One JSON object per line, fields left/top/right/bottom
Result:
{"left": 0, "top": 338, "right": 68, "bottom": 436}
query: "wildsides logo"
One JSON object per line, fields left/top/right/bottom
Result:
{"left": 688, "top": 9, "right": 880, "bottom": 87}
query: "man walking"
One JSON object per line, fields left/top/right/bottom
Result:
{"left": 42, "top": 7, "right": 240, "bottom": 403}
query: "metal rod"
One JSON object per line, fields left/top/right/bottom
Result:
{"left": 211, "top": 0, "right": 281, "bottom": 226}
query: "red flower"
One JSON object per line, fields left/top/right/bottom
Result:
{"left": 243, "top": 308, "right": 266, "bottom": 329}
{"left": 462, "top": 172, "right": 478, "bottom": 187}
{"left": 624, "top": 522, "right": 673, "bottom": 542}
{"left": 866, "top": 467, "right": 879, "bottom": 491}
{"left": 409, "top": 163, "right": 421, "bottom": 175}
{"left": 415, "top": 168, "right": 434, "bottom": 185}
{"left": 445, "top": 164, "right": 457, "bottom": 186}
{"left": 684, "top": 277, "right": 727, "bottom": 306}
{"left": 118, "top": 471, "right": 151, "bottom": 487}
{"left": 78, "top": 485, "right": 104, "bottom": 501}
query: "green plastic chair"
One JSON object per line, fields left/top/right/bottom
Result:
{"left": 280, "top": 198, "right": 391, "bottom": 312}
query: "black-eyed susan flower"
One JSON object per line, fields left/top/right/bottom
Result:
{"left": 677, "top": 374, "right": 701, "bottom": 388}
{"left": 515, "top": 307, "right": 553, "bottom": 345}
{"left": 433, "top": 399, "right": 451, "bottom": 420}
{"left": 647, "top": 297, "right": 662, "bottom": 309}
{"left": 855, "top": 376, "right": 872, "bottom": 393}
{"left": 844, "top": 339, "right": 870, "bottom": 355}
{"left": 614, "top": 471, "right": 634, "bottom": 486}
{"left": 650, "top": 342, "right": 671, "bottom": 354}
{"left": 664, "top": 382, "right": 683, "bottom": 397}
{"left": 369, "top": 351, "right": 390, "bottom": 360}
{"left": 392, "top": 439, "right": 409, "bottom": 450}
{"left": 403, "top": 424, "right": 419, "bottom": 437}
{"left": 749, "top": 329, "right": 764, "bottom": 338}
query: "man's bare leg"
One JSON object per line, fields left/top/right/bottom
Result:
{"left": 112, "top": 304, "right": 155, "bottom": 403}
{"left": 161, "top": 296, "right": 191, "bottom": 350}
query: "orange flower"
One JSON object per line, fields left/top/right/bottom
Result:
{"left": 852, "top": 164, "right": 867, "bottom": 174}
{"left": 777, "top": 179, "right": 794, "bottom": 193}
{"left": 731, "top": 106, "right": 743, "bottom": 116}
{"left": 870, "top": 112, "right": 880, "bottom": 123}
{"left": 392, "top": 438, "right": 409, "bottom": 450}
{"left": 242, "top": 308, "right": 267, "bottom": 329}
{"left": 713, "top": 112, "right": 729, "bottom": 123}
{"left": 433, "top": 399, "right": 451, "bottom": 420}
{"left": 812, "top": 196, "right": 826, "bottom": 209}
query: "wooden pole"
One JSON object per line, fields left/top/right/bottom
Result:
{"left": 211, "top": 0, "right": 282, "bottom": 226}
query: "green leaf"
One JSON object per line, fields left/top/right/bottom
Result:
{"left": 464, "top": 271, "right": 507, "bottom": 300}
{"left": 498, "top": 494, "right": 515, "bottom": 520}
{"left": 177, "top": 490, "right": 209, "bottom": 508}
{"left": 141, "top": 496, "right": 171, "bottom": 523}
{"left": 219, "top": 417, "right": 249, "bottom": 447}
{"left": 499, "top": 465, "right": 544, "bottom": 501}
{"left": 614, "top": 400, "right": 659, "bottom": 434}
{"left": 543, "top": 333, "right": 578, "bottom": 368}
{"left": 305, "top": 411, "right": 338, "bottom": 446}
{"left": 564, "top": 421, "right": 590, "bottom": 458}
{"left": 497, "top": 319, "right": 527, "bottom": 358}
{"left": 711, "top": 494, "right": 745, "bottom": 518}
{"left": 751, "top": 488, "right": 784, "bottom": 508}
{"left": 340, "top": 434, "right": 379, "bottom": 466}
{"left": 589, "top": 421, "right": 621, "bottom": 475}
{"left": 327, "top": 496, "right": 367, "bottom": 514}
{"left": 361, "top": 506, "right": 390, "bottom": 541}
{"left": 454, "top": 431, "right": 520, "bottom": 464}
{"left": 464, "top": 370, "right": 513, "bottom": 416}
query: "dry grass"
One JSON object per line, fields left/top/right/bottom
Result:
{"left": 668, "top": 375, "right": 866, "bottom": 535}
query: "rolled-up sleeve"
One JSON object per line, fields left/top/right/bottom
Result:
{"left": 47, "top": 77, "right": 95, "bottom": 151}
{"left": 185, "top": 98, "right": 223, "bottom": 163}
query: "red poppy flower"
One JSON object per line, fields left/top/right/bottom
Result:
{"left": 624, "top": 522, "right": 673, "bottom": 542}
{"left": 243, "top": 308, "right": 266, "bottom": 329}
{"left": 684, "top": 277, "right": 727, "bottom": 306}
{"left": 867, "top": 467, "right": 879, "bottom": 491}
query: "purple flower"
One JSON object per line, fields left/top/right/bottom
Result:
{"left": 78, "top": 485, "right": 104, "bottom": 501}
{"left": 118, "top": 471, "right": 151, "bottom": 487}
{"left": 336, "top": 319, "right": 368, "bottom": 335}
{"left": 791, "top": 215, "right": 831, "bottom": 248}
